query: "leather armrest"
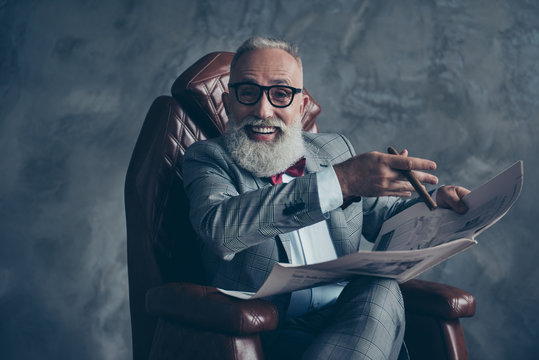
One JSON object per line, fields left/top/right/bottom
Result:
{"left": 400, "top": 279, "right": 476, "bottom": 320}
{"left": 146, "top": 283, "right": 279, "bottom": 335}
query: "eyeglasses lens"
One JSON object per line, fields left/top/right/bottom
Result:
{"left": 236, "top": 84, "right": 293, "bottom": 107}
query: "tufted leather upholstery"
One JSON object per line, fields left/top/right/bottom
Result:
{"left": 146, "top": 283, "right": 279, "bottom": 335}
{"left": 401, "top": 279, "right": 476, "bottom": 360}
{"left": 170, "top": 52, "right": 320, "bottom": 138}
{"left": 401, "top": 279, "right": 476, "bottom": 320}
{"left": 125, "top": 51, "right": 475, "bottom": 360}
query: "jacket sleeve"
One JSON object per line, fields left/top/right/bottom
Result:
{"left": 182, "top": 140, "right": 327, "bottom": 261}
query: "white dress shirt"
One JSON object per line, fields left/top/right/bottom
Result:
{"left": 283, "top": 166, "right": 347, "bottom": 317}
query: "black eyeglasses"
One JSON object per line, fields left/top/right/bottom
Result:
{"left": 228, "top": 82, "right": 303, "bottom": 108}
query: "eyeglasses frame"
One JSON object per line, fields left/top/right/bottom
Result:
{"left": 228, "top": 82, "right": 303, "bottom": 108}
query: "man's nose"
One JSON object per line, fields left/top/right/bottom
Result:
{"left": 250, "top": 91, "right": 274, "bottom": 119}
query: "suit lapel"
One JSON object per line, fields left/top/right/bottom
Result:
{"left": 252, "top": 173, "right": 269, "bottom": 189}
{"left": 303, "top": 134, "right": 355, "bottom": 256}
{"left": 304, "top": 135, "right": 331, "bottom": 174}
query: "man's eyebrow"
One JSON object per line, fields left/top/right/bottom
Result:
{"left": 238, "top": 77, "right": 291, "bottom": 85}
{"left": 239, "top": 78, "right": 258, "bottom": 84}
{"left": 270, "top": 79, "right": 291, "bottom": 85}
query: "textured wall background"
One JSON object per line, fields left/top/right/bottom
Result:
{"left": 1, "top": 0, "right": 538, "bottom": 359}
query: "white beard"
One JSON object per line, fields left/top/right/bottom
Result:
{"left": 223, "top": 115, "right": 306, "bottom": 178}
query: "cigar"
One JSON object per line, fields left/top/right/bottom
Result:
{"left": 387, "top": 146, "right": 438, "bottom": 210}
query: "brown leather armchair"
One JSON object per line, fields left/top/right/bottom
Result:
{"left": 125, "top": 52, "right": 476, "bottom": 360}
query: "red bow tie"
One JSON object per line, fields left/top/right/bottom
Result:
{"left": 269, "top": 157, "right": 306, "bottom": 185}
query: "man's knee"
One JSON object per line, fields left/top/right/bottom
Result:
{"left": 305, "top": 277, "right": 406, "bottom": 359}
{"left": 338, "top": 277, "right": 405, "bottom": 330}
{"left": 342, "top": 276, "right": 402, "bottom": 297}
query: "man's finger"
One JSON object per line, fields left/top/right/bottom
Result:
{"left": 390, "top": 180, "right": 416, "bottom": 193}
{"left": 455, "top": 186, "right": 471, "bottom": 199}
{"left": 439, "top": 186, "right": 469, "bottom": 213}
{"left": 382, "top": 190, "right": 413, "bottom": 198}
{"left": 387, "top": 154, "right": 437, "bottom": 171}
{"left": 412, "top": 170, "right": 439, "bottom": 185}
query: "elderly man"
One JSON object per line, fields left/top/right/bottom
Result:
{"left": 183, "top": 37, "right": 469, "bottom": 360}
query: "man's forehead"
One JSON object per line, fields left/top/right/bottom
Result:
{"left": 230, "top": 48, "right": 303, "bottom": 85}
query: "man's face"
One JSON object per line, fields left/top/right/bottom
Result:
{"left": 223, "top": 48, "right": 308, "bottom": 142}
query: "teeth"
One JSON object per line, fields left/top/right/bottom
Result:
{"left": 251, "top": 126, "right": 277, "bottom": 134}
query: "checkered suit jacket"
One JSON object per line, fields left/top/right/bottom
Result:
{"left": 183, "top": 132, "right": 409, "bottom": 311}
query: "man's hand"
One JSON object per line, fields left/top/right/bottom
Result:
{"left": 333, "top": 150, "right": 439, "bottom": 200}
{"left": 436, "top": 185, "right": 470, "bottom": 214}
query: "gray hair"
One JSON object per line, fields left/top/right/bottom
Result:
{"left": 230, "top": 36, "right": 302, "bottom": 71}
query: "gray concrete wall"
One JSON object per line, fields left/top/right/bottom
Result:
{"left": 1, "top": 1, "right": 538, "bottom": 359}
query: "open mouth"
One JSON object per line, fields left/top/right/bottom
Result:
{"left": 248, "top": 125, "right": 279, "bottom": 134}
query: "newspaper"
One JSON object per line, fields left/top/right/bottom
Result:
{"left": 219, "top": 161, "right": 524, "bottom": 300}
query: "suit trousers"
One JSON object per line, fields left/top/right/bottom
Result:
{"left": 261, "top": 277, "right": 408, "bottom": 360}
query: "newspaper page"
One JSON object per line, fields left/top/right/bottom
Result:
{"left": 373, "top": 161, "right": 523, "bottom": 251}
{"left": 219, "top": 161, "right": 523, "bottom": 300}
{"left": 219, "top": 240, "right": 473, "bottom": 299}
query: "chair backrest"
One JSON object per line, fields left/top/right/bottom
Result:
{"left": 125, "top": 51, "right": 322, "bottom": 360}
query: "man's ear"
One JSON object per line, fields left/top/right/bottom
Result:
{"left": 222, "top": 92, "right": 230, "bottom": 116}
{"left": 300, "top": 93, "right": 309, "bottom": 116}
